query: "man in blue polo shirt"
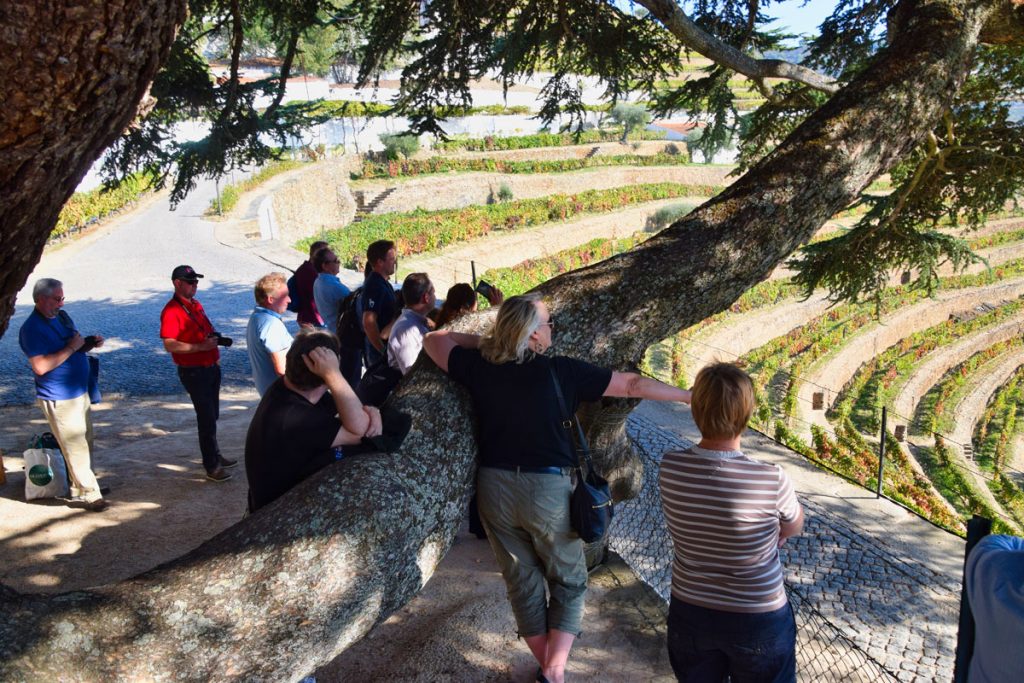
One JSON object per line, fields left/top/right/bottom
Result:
{"left": 246, "top": 272, "right": 294, "bottom": 395}
{"left": 19, "top": 278, "right": 108, "bottom": 512}
{"left": 360, "top": 239, "right": 398, "bottom": 369}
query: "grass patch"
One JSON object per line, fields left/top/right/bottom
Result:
{"left": 306, "top": 182, "right": 722, "bottom": 268}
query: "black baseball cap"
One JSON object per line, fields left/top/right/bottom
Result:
{"left": 171, "top": 265, "right": 204, "bottom": 282}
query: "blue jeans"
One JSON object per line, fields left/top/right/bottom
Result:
{"left": 177, "top": 364, "right": 221, "bottom": 473}
{"left": 666, "top": 597, "right": 796, "bottom": 683}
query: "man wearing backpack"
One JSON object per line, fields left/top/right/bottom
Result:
{"left": 360, "top": 240, "right": 399, "bottom": 369}
{"left": 289, "top": 240, "right": 328, "bottom": 329}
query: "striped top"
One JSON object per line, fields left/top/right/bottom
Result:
{"left": 658, "top": 445, "right": 801, "bottom": 613}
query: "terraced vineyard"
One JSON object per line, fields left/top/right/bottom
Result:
{"left": 311, "top": 127, "right": 1024, "bottom": 537}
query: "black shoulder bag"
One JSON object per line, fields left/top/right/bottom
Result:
{"left": 548, "top": 365, "right": 613, "bottom": 543}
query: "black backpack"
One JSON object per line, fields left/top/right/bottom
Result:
{"left": 337, "top": 286, "right": 364, "bottom": 349}
{"left": 286, "top": 272, "right": 302, "bottom": 313}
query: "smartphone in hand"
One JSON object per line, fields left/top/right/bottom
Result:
{"left": 475, "top": 279, "right": 495, "bottom": 301}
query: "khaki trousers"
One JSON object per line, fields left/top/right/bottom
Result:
{"left": 476, "top": 466, "right": 588, "bottom": 637}
{"left": 37, "top": 392, "right": 102, "bottom": 502}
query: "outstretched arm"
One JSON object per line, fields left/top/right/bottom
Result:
{"left": 603, "top": 372, "right": 691, "bottom": 403}
{"left": 422, "top": 330, "right": 481, "bottom": 373}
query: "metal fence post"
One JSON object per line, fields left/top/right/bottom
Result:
{"left": 953, "top": 515, "right": 993, "bottom": 683}
{"left": 876, "top": 407, "right": 887, "bottom": 498}
{"left": 471, "top": 261, "right": 477, "bottom": 287}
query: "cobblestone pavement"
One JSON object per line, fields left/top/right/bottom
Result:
{"left": 616, "top": 411, "right": 962, "bottom": 683}
{"left": 0, "top": 179, "right": 303, "bottom": 407}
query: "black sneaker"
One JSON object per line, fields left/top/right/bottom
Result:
{"left": 206, "top": 468, "right": 232, "bottom": 482}
{"left": 219, "top": 456, "right": 238, "bottom": 469}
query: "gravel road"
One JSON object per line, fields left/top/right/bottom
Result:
{"left": 0, "top": 179, "right": 303, "bottom": 406}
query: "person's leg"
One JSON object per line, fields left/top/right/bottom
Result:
{"left": 725, "top": 603, "right": 797, "bottom": 683}
{"left": 666, "top": 598, "right": 730, "bottom": 683}
{"left": 522, "top": 471, "right": 586, "bottom": 683}
{"left": 178, "top": 366, "right": 222, "bottom": 473}
{"left": 476, "top": 468, "right": 550, "bottom": 654}
{"left": 38, "top": 394, "right": 102, "bottom": 502}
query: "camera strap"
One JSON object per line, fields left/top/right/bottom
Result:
{"left": 177, "top": 298, "right": 214, "bottom": 336}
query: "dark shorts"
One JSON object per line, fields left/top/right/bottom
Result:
{"left": 666, "top": 597, "right": 796, "bottom": 683}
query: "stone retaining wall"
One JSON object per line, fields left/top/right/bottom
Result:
{"left": 269, "top": 157, "right": 359, "bottom": 244}
{"left": 352, "top": 165, "right": 735, "bottom": 215}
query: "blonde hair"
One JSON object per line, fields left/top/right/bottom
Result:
{"left": 691, "top": 363, "right": 755, "bottom": 440}
{"left": 479, "top": 293, "right": 543, "bottom": 364}
{"left": 254, "top": 272, "right": 288, "bottom": 306}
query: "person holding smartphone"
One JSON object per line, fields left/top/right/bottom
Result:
{"left": 19, "top": 278, "right": 108, "bottom": 511}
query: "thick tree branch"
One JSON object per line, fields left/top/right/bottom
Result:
{"left": 635, "top": 0, "right": 839, "bottom": 94}
{"left": 979, "top": 0, "right": 1024, "bottom": 43}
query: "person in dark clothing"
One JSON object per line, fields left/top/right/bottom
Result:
{"left": 359, "top": 239, "right": 398, "bottom": 368}
{"left": 423, "top": 293, "right": 691, "bottom": 683}
{"left": 294, "top": 240, "right": 329, "bottom": 328}
{"left": 244, "top": 331, "right": 381, "bottom": 513}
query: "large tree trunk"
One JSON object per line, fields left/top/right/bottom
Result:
{"left": 0, "top": 0, "right": 1004, "bottom": 680}
{"left": 0, "top": 0, "right": 187, "bottom": 339}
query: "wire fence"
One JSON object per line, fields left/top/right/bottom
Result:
{"left": 611, "top": 420, "right": 903, "bottom": 682}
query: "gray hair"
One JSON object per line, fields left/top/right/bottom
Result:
{"left": 479, "top": 293, "right": 543, "bottom": 364}
{"left": 32, "top": 278, "right": 62, "bottom": 301}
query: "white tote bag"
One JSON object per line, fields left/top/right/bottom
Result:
{"left": 23, "top": 448, "right": 70, "bottom": 500}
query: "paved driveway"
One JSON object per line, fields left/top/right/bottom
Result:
{"left": 0, "top": 179, "right": 302, "bottom": 406}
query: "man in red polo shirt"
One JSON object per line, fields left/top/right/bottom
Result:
{"left": 159, "top": 265, "right": 236, "bottom": 482}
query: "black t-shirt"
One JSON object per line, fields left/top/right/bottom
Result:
{"left": 359, "top": 271, "right": 398, "bottom": 331}
{"left": 447, "top": 347, "right": 612, "bottom": 468}
{"left": 245, "top": 378, "right": 342, "bottom": 512}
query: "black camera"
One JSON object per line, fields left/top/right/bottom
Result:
{"left": 81, "top": 335, "right": 99, "bottom": 353}
{"left": 210, "top": 333, "right": 233, "bottom": 347}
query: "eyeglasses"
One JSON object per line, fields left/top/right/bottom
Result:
{"left": 49, "top": 296, "right": 65, "bottom": 303}
{"left": 540, "top": 317, "right": 555, "bottom": 330}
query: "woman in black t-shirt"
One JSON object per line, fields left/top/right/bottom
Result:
{"left": 423, "top": 293, "right": 691, "bottom": 683}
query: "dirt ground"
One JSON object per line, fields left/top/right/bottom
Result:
{"left": 0, "top": 392, "right": 672, "bottom": 681}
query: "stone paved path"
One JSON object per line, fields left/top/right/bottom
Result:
{"left": 628, "top": 402, "right": 965, "bottom": 683}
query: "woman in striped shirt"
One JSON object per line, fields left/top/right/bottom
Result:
{"left": 659, "top": 362, "right": 804, "bottom": 682}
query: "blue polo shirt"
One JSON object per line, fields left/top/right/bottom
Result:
{"left": 246, "top": 307, "right": 293, "bottom": 395}
{"left": 19, "top": 309, "right": 90, "bottom": 401}
{"left": 313, "top": 273, "right": 351, "bottom": 335}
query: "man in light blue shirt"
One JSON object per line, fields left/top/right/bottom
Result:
{"left": 312, "top": 248, "right": 350, "bottom": 335}
{"left": 967, "top": 534, "right": 1024, "bottom": 682}
{"left": 246, "top": 272, "right": 294, "bottom": 395}
{"left": 388, "top": 273, "right": 436, "bottom": 375}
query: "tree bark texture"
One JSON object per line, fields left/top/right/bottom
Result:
{"left": 0, "top": 0, "right": 187, "bottom": 339}
{"left": 0, "top": 0, "right": 1008, "bottom": 680}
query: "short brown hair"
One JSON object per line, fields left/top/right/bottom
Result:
{"left": 365, "top": 239, "right": 395, "bottom": 275}
{"left": 285, "top": 330, "right": 341, "bottom": 390}
{"left": 254, "top": 272, "right": 287, "bottom": 306}
{"left": 690, "top": 363, "right": 755, "bottom": 440}
{"left": 309, "top": 240, "right": 329, "bottom": 259}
